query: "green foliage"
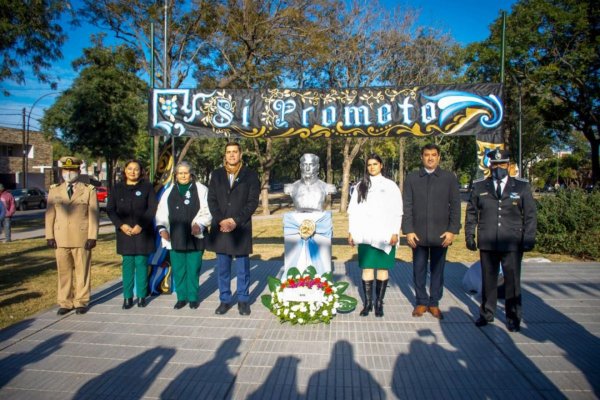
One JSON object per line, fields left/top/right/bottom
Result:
{"left": 464, "top": 0, "right": 599, "bottom": 183}
{"left": 536, "top": 189, "right": 600, "bottom": 260}
{"left": 0, "top": 0, "right": 71, "bottom": 93}
{"left": 41, "top": 37, "right": 148, "bottom": 185}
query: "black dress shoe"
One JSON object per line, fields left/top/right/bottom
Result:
{"left": 57, "top": 307, "right": 72, "bottom": 316}
{"left": 475, "top": 317, "right": 492, "bottom": 327}
{"left": 507, "top": 319, "right": 521, "bottom": 332}
{"left": 238, "top": 302, "right": 251, "bottom": 316}
{"left": 174, "top": 301, "right": 187, "bottom": 309}
{"left": 137, "top": 297, "right": 147, "bottom": 308}
{"left": 75, "top": 306, "right": 88, "bottom": 315}
{"left": 215, "top": 302, "right": 232, "bottom": 315}
{"left": 122, "top": 298, "right": 133, "bottom": 309}
{"left": 189, "top": 301, "right": 199, "bottom": 309}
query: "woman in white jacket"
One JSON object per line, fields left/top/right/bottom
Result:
{"left": 348, "top": 154, "right": 403, "bottom": 317}
{"left": 155, "top": 161, "right": 212, "bottom": 310}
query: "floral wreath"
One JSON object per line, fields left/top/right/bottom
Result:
{"left": 261, "top": 266, "right": 357, "bottom": 325}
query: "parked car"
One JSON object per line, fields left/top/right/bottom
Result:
{"left": 96, "top": 186, "right": 108, "bottom": 209}
{"left": 11, "top": 188, "right": 47, "bottom": 210}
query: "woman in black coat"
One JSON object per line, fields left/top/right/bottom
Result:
{"left": 107, "top": 160, "right": 157, "bottom": 309}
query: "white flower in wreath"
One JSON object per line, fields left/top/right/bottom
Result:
{"left": 283, "top": 301, "right": 290, "bottom": 308}
{"left": 289, "top": 312, "right": 296, "bottom": 319}
{"left": 332, "top": 309, "right": 337, "bottom": 315}
{"left": 310, "top": 311, "right": 315, "bottom": 317}
{"left": 334, "top": 302, "right": 340, "bottom": 308}
{"left": 284, "top": 309, "right": 289, "bottom": 316}
{"left": 298, "top": 318, "right": 304, "bottom": 324}
{"left": 322, "top": 310, "right": 329, "bottom": 316}
{"left": 291, "top": 304, "right": 300, "bottom": 312}
{"left": 276, "top": 309, "right": 281, "bottom": 316}
{"left": 300, "top": 305, "right": 307, "bottom": 313}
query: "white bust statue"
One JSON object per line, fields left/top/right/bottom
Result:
{"left": 284, "top": 153, "right": 336, "bottom": 212}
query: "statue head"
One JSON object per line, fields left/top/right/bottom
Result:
{"left": 299, "top": 153, "right": 320, "bottom": 183}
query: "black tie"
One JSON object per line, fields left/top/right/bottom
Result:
{"left": 496, "top": 180, "right": 502, "bottom": 198}
{"left": 67, "top": 184, "right": 73, "bottom": 199}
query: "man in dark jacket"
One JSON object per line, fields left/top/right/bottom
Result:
{"left": 402, "top": 143, "right": 461, "bottom": 320}
{"left": 208, "top": 142, "right": 260, "bottom": 316}
{"left": 465, "top": 149, "right": 537, "bottom": 332}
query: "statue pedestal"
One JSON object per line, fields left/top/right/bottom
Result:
{"left": 283, "top": 211, "right": 332, "bottom": 277}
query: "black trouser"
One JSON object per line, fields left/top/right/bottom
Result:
{"left": 479, "top": 250, "right": 523, "bottom": 322}
{"left": 412, "top": 245, "right": 447, "bottom": 307}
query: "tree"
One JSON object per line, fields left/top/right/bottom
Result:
{"left": 465, "top": 0, "right": 599, "bottom": 183}
{"left": 191, "top": 0, "right": 336, "bottom": 215}
{"left": 41, "top": 37, "right": 148, "bottom": 187}
{"left": 0, "top": 0, "right": 72, "bottom": 94}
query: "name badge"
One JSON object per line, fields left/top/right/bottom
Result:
{"left": 510, "top": 192, "right": 520, "bottom": 199}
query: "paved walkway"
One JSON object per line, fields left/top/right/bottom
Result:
{"left": 1, "top": 260, "right": 599, "bottom": 399}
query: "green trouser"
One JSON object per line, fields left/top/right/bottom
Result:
{"left": 122, "top": 255, "right": 149, "bottom": 299}
{"left": 170, "top": 250, "right": 203, "bottom": 301}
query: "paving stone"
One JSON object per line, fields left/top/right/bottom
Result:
{"left": 1, "top": 260, "right": 599, "bottom": 399}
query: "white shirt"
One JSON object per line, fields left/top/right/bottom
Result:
{"left": 495, "top": 175, "right": 508, "bottom": 195}
{"left": 348, "top": 174, "right": 403, "bottom": 253}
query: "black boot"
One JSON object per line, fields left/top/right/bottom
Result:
{"left": 359, "top": 280, "right": 374, "bottom": 316}
{"left": 122, "top": 298, "right": 133, "bottom": 310}
{"left": 375, "top": 279, "right": 388, "bottom": 317}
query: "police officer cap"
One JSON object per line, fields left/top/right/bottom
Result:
{"left": 488, "top": 149, "right": 510, "bottom": 163}
{"left": 58, "top": 156, "right": 82, "bottom": 170}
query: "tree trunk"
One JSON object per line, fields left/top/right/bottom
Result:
{"left": 260, "top": 168, "right": 271, "bottom": 215}
{"left": 339, "top": 138, "right": 368, "bottom": 212}
{"left": 397, "top": 137, "right": 405, "bottom": 189}
{"left": 252, "top": 138, "right": 275, "bottom": 216}
{"left": 326, "top": 140, "right": 333, "bottom": 210}
{"left": 177, "top": 137, "right": 194, "bottom": 165}
{"left": 106, "top": 155, "right": 114, "bottom": 189}
{"left": 584, "top": 125, "right": 599, "bottom": 184}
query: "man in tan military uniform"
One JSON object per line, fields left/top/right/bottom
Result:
{"left": 45, "top": 156, "right": 99, "bottom": 315}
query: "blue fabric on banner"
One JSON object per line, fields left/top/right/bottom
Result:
{"left": 307, "top": 237, "right": 320, "bottom": 266}
{"left": 283, "top": 212, "right": 332, "bottom": 272}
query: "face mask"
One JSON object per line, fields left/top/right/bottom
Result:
{"left": 491, "top": 167, "right": 508, "bottom": 180}
{"left": 62, "top": 171, "right": 79, "bottom": 183}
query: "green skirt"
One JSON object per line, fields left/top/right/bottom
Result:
{"left": 358, "top": 244, "right": 396, "bottom": 269}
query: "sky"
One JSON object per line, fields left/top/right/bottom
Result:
{"left": 0, "top": 0, "right": 517, "bottom": 132}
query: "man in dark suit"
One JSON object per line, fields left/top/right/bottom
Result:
{"left": 402, "top": 143, "right": 461, "bottom": 320}
{"left": 465, "top": 149, "right": 537, "bottom": 332}
{"left": 207, "top": 142, "right": 260, "bottom": 316}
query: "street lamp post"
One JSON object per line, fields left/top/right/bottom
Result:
{"left": 24, "top": 92, "right": 59, "bottom": 187}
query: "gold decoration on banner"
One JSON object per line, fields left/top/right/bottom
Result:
{"left": 476, "top": 140, "right": 504, "bottom": 177}
{"left": 384, "top": 87, "right": 419, "bottom": 101}
{"left": 443, "top": 108, "right": 493, "bottom": 135}
{"left": 160, "top": 264, "right": 172, "bottom": 293}
{"left": 299, "top": 219, "right": 316, "bottom": 240}
{"left": 154, "top": 142, "right": 174, "bottom": 191}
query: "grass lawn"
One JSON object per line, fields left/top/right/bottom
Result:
{"left": 0, "top": 203, "right": 579, "bottom": 330}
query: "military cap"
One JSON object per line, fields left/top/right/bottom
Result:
{"left": 58, "top": 156, "right": 82, "bottom": 169}
{"left": 488, "top": 149, "right": 511, "bottom": 163}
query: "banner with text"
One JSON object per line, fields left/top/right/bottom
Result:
{"left": 149, "top": 84, "right": 503, "bottom": 141}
